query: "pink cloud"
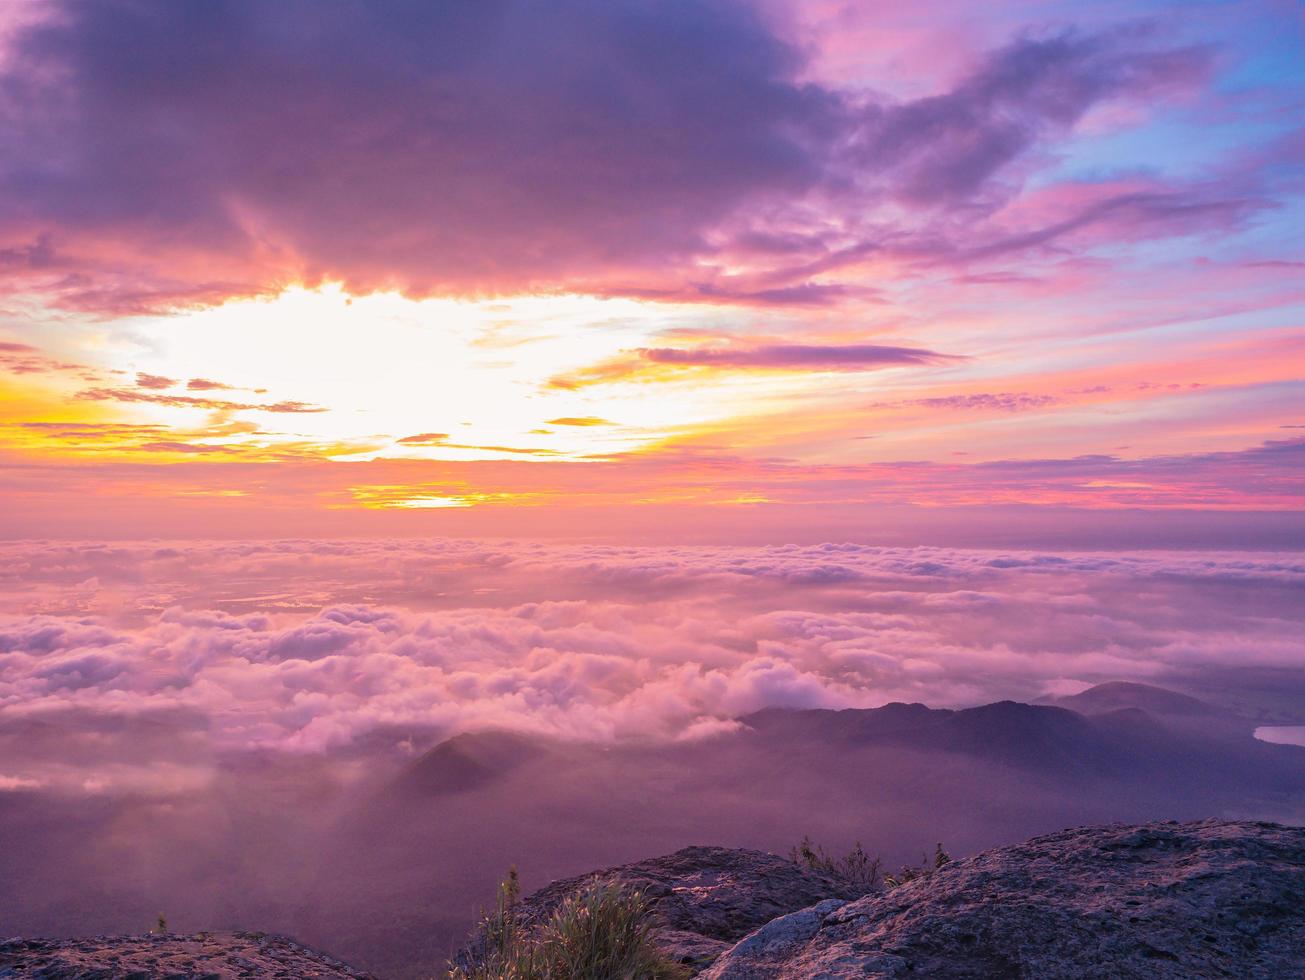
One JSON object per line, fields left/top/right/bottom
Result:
{"left": 0, "top": 539, "right": 1301, "bottom": 778}
{"left": 74, "top": 387, "right": 327, "bottom": 414}
{"left": 134, "top": 372, "right": 177, "bottom": 390}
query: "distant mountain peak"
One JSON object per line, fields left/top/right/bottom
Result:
{"left": 395, "top": 728, "right": 544, "bottom": 795}
{"left": 1056, "top": 681, "right": 1219, "bottom": 717}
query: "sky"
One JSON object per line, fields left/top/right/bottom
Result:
{"left": 3, "top": 7, "right": 1305, "bottom": 964}
{"left": 0, "top": 0, "right": 1302, "bottom": 541}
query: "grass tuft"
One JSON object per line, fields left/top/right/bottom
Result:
{"left": 450, "top": 871, "right": 687, "bottom": 980}
{"left": 790, "top": 837, "right": 952, "bottom": 891}
{"left": 789, "top": 835, "right": 884, "bottom": 890}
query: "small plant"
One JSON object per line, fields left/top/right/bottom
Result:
{"left": 450, "top": 871, "right": 687, "bottom": 980}
{"left": 789, "top": 835, "right": 884, "bottom": 890}
{"left": 480, "top": 866, "right": 522, "bottom": 965}
{"left": 884, "top": 843, "right": 951, "bottom": 889}
{"left": 791, "top": 836, "right": 950, "bottom": 891}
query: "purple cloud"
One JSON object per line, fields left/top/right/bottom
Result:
{"left": 851, "top": 28, "right": 1212, "bottom": 204}
{"left": 937, "top": 190, "right": 1266, "bottom": 265}
{"left": 0, "top": 4, "right": 1217, "bottom": 307}
{"left": 0, "top": 0, "right": 832, "bottom": 300}
{"left": 640, "top": 343, "right": 957, "bottom": 370}
{"left": 888, "top": 392, "right": 1061, "bottom": 412}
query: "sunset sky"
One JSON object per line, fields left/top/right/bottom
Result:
{"left": 4, "top": 13, "right": 1305, "bottom": 959}
{"left": 1, "top": 0, "right": 1302, "bottom": 541}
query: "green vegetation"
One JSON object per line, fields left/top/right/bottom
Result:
{"left": 790, "top": 837, "right": 951, "bottom": 891}
{"left": 449, "top": 868, "right": 688, "bottom": 980}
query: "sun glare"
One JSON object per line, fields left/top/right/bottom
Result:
{"left": 86, "top": 285, "right": 770, "bottom": 463}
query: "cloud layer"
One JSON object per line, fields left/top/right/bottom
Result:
{"left": 2, "top": 539, "right": 1301, "bottom": 789}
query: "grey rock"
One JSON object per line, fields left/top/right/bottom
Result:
{"left": 0, "top": 933, "right": 373, "bottom": 979}
{"left": 714, "top": 899, "right": 846, "bottom": 963}
{"left": 701, "top": 819, "right": 1305, "bottom": 979}
{"left": 651, "top": 930, "right": 731, "bottom": 973}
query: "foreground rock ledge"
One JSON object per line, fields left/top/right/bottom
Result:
{"left": 0, "top": 932, "right": 375, "bottom": 979}
{"left": 701, "top": 819, "right": 1305, "bottom": 979}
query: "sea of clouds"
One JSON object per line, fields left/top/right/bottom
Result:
{"left": 1, "top": 539, "right": 1303, "bottom": 790}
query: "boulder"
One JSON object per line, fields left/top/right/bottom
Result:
{"left": 702, "top": 819, "right": 1305, "bottom": 979}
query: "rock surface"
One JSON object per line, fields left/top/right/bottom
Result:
{"left": 701, "top": 819, "right": 1305, "bottom": 979}
{"left": 0, "top": 933, "right": 374, "bottom": 979}
{"left": 455, "top": 844, "right": 870, "bottom": 973}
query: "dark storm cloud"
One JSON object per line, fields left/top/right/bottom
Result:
{"left": 0, "top": 0, "right": 831, "bottom": 295}
{"left": 0, "top": 3, "right": 1214, "bottom": 307}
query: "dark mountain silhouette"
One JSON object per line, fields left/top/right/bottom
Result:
{"left": 740, "top": 701, "right": 943, "bottom": 742}
{"left": 392, "top": 730, "right": 544, "bottom": 796}
{"left": 738, "top": 694, "right": 1275, "bottom": 778}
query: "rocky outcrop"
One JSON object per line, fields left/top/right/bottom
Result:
{"left": 0, "top": 932, "right": 374, "bottom": 979}
{"left": 455, "top": 845, "right": 871, "bottom": 973}
{"left": 701, "top": 819, "right": 1305, "bottom": 979}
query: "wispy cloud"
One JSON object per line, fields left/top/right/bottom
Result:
{"left": 396, "top": 432, "right": 452, "bottom": 445}
{"left": 551, "top": 342, "right": 958, "bottom": 388}
{"left": 545, "top": 417, "right": 612, "bottom": 427}
{"left": 75, "top": 387, "right": 327, "bottom": 414}
{"left": 134, "top": 372, "right": 177, "bottom": 390}
{"left": 641, "top": 343, "right": 956, "bottom": 369}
